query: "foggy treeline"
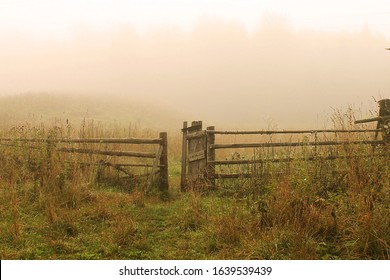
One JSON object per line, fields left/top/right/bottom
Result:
{"left": 1, "top": 17, "right": 389, "bottom": 128}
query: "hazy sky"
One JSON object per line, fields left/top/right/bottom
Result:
{"left": 1, "top": 0, "right": 390, "bottom": 39}
{"left": 1, "top": 0, "right": 389, "bottom": 128}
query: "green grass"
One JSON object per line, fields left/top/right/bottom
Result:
{"left": 1, "top": 163, "right": 389, "bottom": 260}
{"left": 0, "top": 115, "right": 389, "bottom": 260}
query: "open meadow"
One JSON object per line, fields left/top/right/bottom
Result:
{"left": 0, "top": 97, "right": 389, "bottom": 260}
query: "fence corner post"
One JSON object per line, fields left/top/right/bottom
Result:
{"left": 206, "top": 126, "right": 216, "bottom": 189}
{"left": 159, "top": 132, "right": 169, "bottom": 191}
{"left": 180, "top": 122, "right": 188, "bottom": 192}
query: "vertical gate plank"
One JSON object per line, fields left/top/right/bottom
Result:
{"left": 207, "top": 126, "right": 216, "bottom": 189}
{"left": 159, "top": 132, "right": 169, "bottom": 191}
{"left": 181, "top": 121, "right": 188, "bottom": 191}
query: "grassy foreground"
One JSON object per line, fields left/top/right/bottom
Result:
{"left": 0, "top": 120, "right": 389, "bottom": 260}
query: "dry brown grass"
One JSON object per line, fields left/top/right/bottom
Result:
{"left": 0, "top": 107, "right": 389, "bottom": 260}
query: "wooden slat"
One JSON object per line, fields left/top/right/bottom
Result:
{"left": 181, "top": 121, "right": 202, "bottom": 133}
{"left": 81, "top": 162, "right": 159, "bottom": 168}
{"left": 116, "top": 163, "right": 162, "bottom": 167}
{"left": 188, "top": 150, "right": 206, "bottom": 162}
{"left": 57, "top": 147, "right": 156, "bottom": 158}
{"left": 211, "top": 154, "right": 385, "bottom": 165}
{"left": 0, "top": 137, "right": 162, "bottom": 144}
{"left": 159, "top": 132, "right": 169, "bottom": 191}
{"left": 211, "top": 140, "right": 386, "bottom": 150}
{"left": 73, "top": 161, "right": 162, "bottom": 172}
{"left": 181, "top": 121, "right": 188, "bottom": 192}
{"left": 97, "top": 160, "right": 134, "bottom": 176}
{"left": 148, "top": 145, "right": 164, "bottom": 188}
{"left": 214, "top": 173, "right": 252, "bottom": 179}
{"left": 0, "top": 143, "right": 157, "bottom": 159}
{"left": 208, "top": 129, "right": 381, "bottom": 135}
{"left": 186, "top": 130, "right": 206, "bottom": 140}
{"left": 212, "top": 159, "right": 289, "bottom": 165}
{"left": 355, "top": 115, "right": 390, "bottom": 124}
{"left": 207, "top": 126, "right": 216, "bottom": 189}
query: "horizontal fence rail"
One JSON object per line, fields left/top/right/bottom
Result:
{"left": 207, "top": 129, "right": 381, "bottom": 135}
{"left": 209, "top": 154, "right": 386, "bottom": 166}
{"left": 199, "top": 106, "right": 389, "bottom": 188}
{"left": 211, "top": 140, "right": 386, "bottom": 150}
{"left": 180, "top": 116, "right": 389, "bottom": 192}
{"left": 70, "top": 161, "right": 162, "bottom": 168}
{"left": 0, "top": 137, "right": 162, "bottom": 144}
{"left": 354, "top": 115, "right": 390, "bottom": 124}
{"left": 57, "top": 147, "right": 157, "bottom": 158}
{"left": 0, "top": 133, "right": 169, "bottom": 191}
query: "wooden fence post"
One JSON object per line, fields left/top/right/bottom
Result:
{"left": 378, "top": 99, "right": 390, "bottom": 116}
{"left": 159, "top": 132, "right": 169, "bottom": 191}
{"left": 378, "top": 99, "right": 390, "bottom": 142}
{"left": 180, "top": 121, "right": 188, "bottom": 192}
{"left": 207, "top": 126, "right": 216, "bottom": 189}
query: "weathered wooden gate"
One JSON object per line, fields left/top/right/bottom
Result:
{"left": 180, "top": 121, "right": 214, "bottom": 191}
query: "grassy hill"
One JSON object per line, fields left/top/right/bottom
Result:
{"left": 0, "top": 93, "right": 184, "bottom": 130}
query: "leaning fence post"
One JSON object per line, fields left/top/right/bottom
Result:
{"left": 180, "top": 122, "right": 188, "bottom": 192}
{"left": 206, "top": 126, "right": 216, "bottom": 189}
{"left": 159, "top": 132, "right": 169, "bottom": 191}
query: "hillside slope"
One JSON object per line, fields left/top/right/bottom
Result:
{"left": 0, "top": 93, "right": 185, "bottom": 130}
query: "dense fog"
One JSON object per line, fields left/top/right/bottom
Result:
{"left": 1, "top": 17, "right": 389, "bottom": 128}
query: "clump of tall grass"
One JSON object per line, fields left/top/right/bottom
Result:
{"left": 111, "top": 215, "right": 139, "bottom": 247}
{"left": 212, "top": 107, "right": 389, "bottom": 259}
{"left": 178, "top": 192, "right": 207, "bottom": 231}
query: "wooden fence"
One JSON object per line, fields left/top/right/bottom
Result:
{"left": 181, "top": 99, "right": 390, "bottom": 191}
{"left": 0, "top": 132, "right": 169, "bottom": 191}
{"left": 1, "top": 98, "right": 389, "bottom": 193}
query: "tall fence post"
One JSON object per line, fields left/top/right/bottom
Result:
{"left": 181, "top": 122, "right": 188, "bottom": 192}
{"left": 206, "top": 126, "right": 216, "bottom": 189}
{"left": 378, "top": 99, "right": 390, "bottom": 142}
{"left": 159, "top": 132, "right": 169, "bottom": 191}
